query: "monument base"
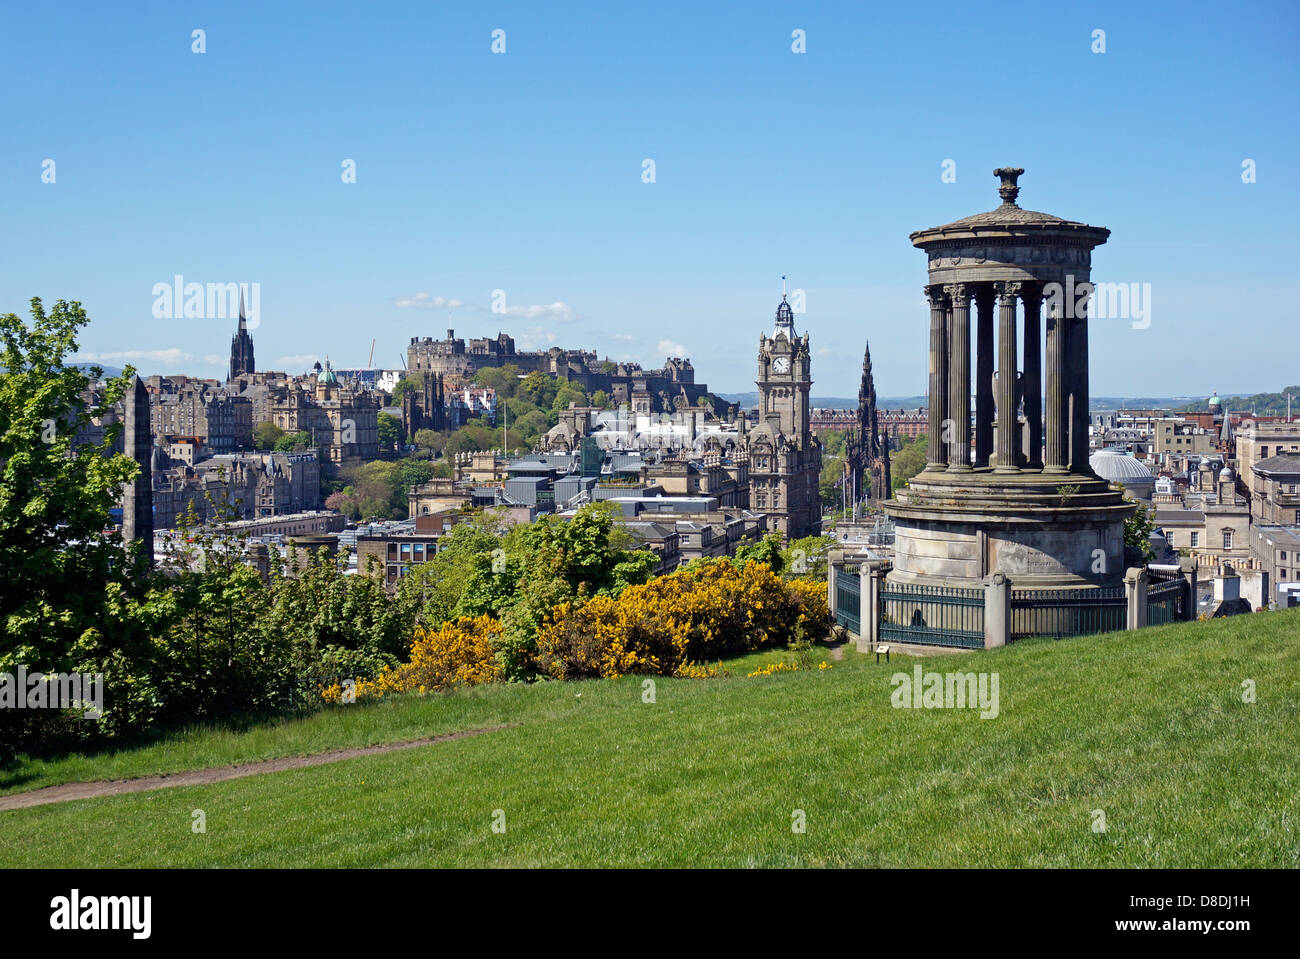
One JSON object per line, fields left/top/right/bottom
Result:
{"left": 883, "top": 467, "right": 1136, "bottom": 589}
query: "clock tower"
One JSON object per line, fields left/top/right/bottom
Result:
{"left": 748, "top": 292, "right": 822, "bottom": 539}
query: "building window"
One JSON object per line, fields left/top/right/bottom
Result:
{"left": 1190, "top": 532, "right": 1199, "bottom": 548}
{"left": 1223, "top": 530, "right": 1233, "bottom": 550}
{"left": 1261, "top": 446, "right": 1268, "bottom": 458}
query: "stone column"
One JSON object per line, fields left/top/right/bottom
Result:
{"left": 1021, "top": 286, "right": 1043, "bottom": 469}
{"left": 974, "top": 285, "right": 995, "bottom": 468}
{"left": 1070, "top": 286, "right": 1091, "bottom": 472}
{"left": 984, "top": 571, "right": 1010, "bottom": 649}
{"left": 1178, "top": 556, "right": 1199, "bottom": 621}
{"left": 925, "top": 286, "right": 949, "bottom": 470}
{"left": 944, "top": 283, "right": 972, "bottom": 472}
{"left": 993, "top": 281, "right": 1022, "bottom": 473}
{"left": 1125, "top": 567, "right": 1149, "bottom": 631}
{"left": 1044, "top": 296, "right": 1068, "bottom": 473}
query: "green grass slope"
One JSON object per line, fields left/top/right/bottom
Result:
{"left": 2, "top": 610, "right": 1297, "bottom": 867}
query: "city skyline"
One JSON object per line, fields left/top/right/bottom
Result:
{"left": 1, "top": 1, "right": 1296, "bottom": 397}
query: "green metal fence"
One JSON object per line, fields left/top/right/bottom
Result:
{"left": 1147, "top": 576, "right": 1188, "bottom": 626}
{"left": 880, "top": 583, "right": 984, "bottom": 648}
{"left": 1009, "top": 586, "right": 1126, "bottom": 640}
{"left": 834, "top": 568, "right": 861, "bottom": 634}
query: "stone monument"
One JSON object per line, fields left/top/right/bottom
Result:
{"left": 884, "top": 168, "right": 1134, "bottom": 590}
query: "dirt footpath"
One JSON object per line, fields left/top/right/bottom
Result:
{"left": 0, "top": 725, "right": 510, "bottom": 812}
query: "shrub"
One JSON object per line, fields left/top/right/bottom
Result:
{"left": 535, "top": 559, "right": 829, "bottom": 680}
{"left": 325, "top": 615, "right": 504, "bottom": 702}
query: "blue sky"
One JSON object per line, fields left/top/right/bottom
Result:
{"left": 1, "top": 0, "right": 1296, "bottom": 399}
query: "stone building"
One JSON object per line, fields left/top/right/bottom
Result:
{"left": 1153, "top": 417, "right": 1216, "bottom": 462}
{"left": 747, "top": 294, "right": 823, "bottom": 539}
{"left": 536, "top": 293, "right": 821, "bottom": 539}
{"left": 272, "top": 359, "right": 379, "bottom": 464}
{"left": 1235, "top": 421, "right": 1300, "bottom": 484}
{"left": 1246, "top": 453, "right": 1300, "bottom": 527}
{"left": 150, "top": 379, "right": 253, "bottom": 453}
{"left": 146, "top": 450, "right": 320, "bottom": 529}
{"left": 402, "top": 370, "right": 446, "bottom": 441}
{"left": 406, "top": 328, "right": 715, "bottom": 413}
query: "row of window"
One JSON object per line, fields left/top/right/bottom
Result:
{"left": 1188, "top": 530, "right": 1234, "bottom": 549}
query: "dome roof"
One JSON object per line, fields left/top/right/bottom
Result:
{"left": 911, "top": 168, "right": 1108, "bottom": 243}
{"left": 1090, "top": 449, "right": 1155, "bottom": 484}
{"left": 1219, "top": 466, "right": 1235, "bottom": 480}
{"left": 1208, "top": 391, "right": 1221, "bottom": 407}
{"left": 317, "top": 358, "right": 337, "bottom": 384}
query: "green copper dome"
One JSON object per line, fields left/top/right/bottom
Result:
{"left": 318, "top": 358, "right": 338, "bottom": 385}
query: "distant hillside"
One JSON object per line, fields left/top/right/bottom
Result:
{"left": 72, "top": 363, "right": 124, "bottom": 381}
{"left": 719, "top": 391, "right": 926, "bottom": 409}
{"left": 1173, "top": 385, "right": 1300, "bottom": 416}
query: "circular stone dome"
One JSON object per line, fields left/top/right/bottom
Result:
{"left": 1090, "top": 448, "right": 1155, "bottom": 484}
{"left": 1219, "top": 466, "right": 1235, "bottom": 481}
{"left": 1208, "top": 391, "right": 1221, "bottom": 408}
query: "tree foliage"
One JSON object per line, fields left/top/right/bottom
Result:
{"left": 0, "top": 298, "right": 139, "bottom": 674}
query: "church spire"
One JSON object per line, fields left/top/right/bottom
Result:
{"left": 229, "top": 291, "right": 256, "bottom": 381}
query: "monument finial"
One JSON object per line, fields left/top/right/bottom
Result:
{"left": 994, "top": 166, "right": 1024, "bottom": 206}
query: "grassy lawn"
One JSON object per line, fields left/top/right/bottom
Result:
{"left": 1, "top": 611, "right": 1296, "bottom": 867}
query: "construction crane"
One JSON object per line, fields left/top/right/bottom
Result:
{"left": 367, "top": 338, "right": 375, "bottom": 369}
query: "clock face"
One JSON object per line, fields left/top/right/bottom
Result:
{"left": 772, "top": 356, "right": 790, "bottom": 374}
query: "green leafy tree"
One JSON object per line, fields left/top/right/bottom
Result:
{"left": 821, "top": 428, "right": 848, "bottom": 457}
{"left": 390, "top": 372, "right": 425, "bottom": 405}
{"left": 781, "top": 534, "right": 836, "bottom": 581}
{"left": 252, "top": 420, "right": 285, "bottom": 450}
{"left": 891, "top": 433, "right": 928, "bottom": 492}
{"left": 413, "top": 428, "right": 445, "bottom": 456}
{"left": 0, "top": 298, "right": 139, "bottom": 674}
{"left": 1125, "top": 501, "right": 1156, "bottom": 562}
{"left": 590, "top": 389, "right": 610, "bottom": 409}
{"left": 820, "top": 456, "right": 844, "bottom": 505}
{"left": 377, "top": 411, "right": 402, "bottom": 452}
{"left": 552, "top": 382, "right": 588, "bottom": 412}
{"left": 733, "top": 533, "right": 785, "bottom": 573}
{"left": 472, "top": 364, "right": 522, "bottom": 399}
{"left": 517, "top": 371, "right": 558, "bottom": 409}
{"left": 275, "top": 430, "right": 315, "bottom": 453}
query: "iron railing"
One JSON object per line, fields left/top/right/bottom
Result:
{"left": 1009, "top": 586, "right": 1126, "bottom": 640}
{"left": 880, "top": 583, "right": 985, "bottom": 648}
{"left": 1148, "top": 577, "right": 1188, "bottom": 625}
{"left": 835, "top": 568, "right": 861, "bottom": 634}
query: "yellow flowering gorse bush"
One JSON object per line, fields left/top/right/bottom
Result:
{"left": 536, "top": 559, "right": 828, "bottom": 679}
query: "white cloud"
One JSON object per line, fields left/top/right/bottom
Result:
{"left": 816, "top": 347, "right": 832, "bottom": 357}
{"left": 657, "top": 338, "right": 689, "bottom": 358}
{"left": 393, "top": 293, "right": 465, "bottom": 310}
{"left": 76, "top": 348, "right": 206, "bottom": 366}
{"left": 518, "top": 327, "right": 559, "bottom": 350}
{"left": 498, "top": 301, "right": 580, "bottom": 322}
{"left": 611, "top": 333, "right": 635, "bottom": 342}
{"left": 278, "top": 354, "right": 320, "bottom": 368}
